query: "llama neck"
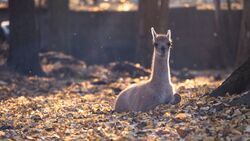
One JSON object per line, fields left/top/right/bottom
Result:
{"left": 149, "top": 49, "right": 172, "bottom": 85}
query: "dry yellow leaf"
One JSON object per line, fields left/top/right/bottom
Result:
{"left": 230, "top": 128, "right": 242, "bottom": 135}
{"left": 175, "top": 113, "right": 191, "bottom": 121}
{"left": 176, "top": 127, "right": 189, "bottom": 138}
{"left": 203, "top": 136, "right": 215, "bottom": 141}
{"left": 0, "top": 131, "right": 5, "bottom": 137}
{"left": 163, "top": 112, "right": 171, "bottom": 117}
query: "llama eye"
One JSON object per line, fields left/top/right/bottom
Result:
{"left": 154, "top": 43, "right": 158, "bottom": 47}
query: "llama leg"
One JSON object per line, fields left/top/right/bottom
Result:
{"left": 114, "top": 93, "right": 130, "bottom": 112}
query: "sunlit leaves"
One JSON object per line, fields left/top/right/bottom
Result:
{"left": 0, "top": 67, "right": 249, "bottom": 140}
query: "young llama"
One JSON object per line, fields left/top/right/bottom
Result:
{"left": 114, "top": 27, "right": 181, "bottom": 112}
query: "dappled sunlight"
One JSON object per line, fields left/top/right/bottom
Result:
{"left": 68, "top": 0, "right": 243, "bottom": 12}
{"left": 0, "top": 65, "right": 249, "bottom": 140}
{"left": 69, "top": 0, "right": 138, "bottom": 12}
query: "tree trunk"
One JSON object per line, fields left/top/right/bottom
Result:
{"left": 236, "top": 0, "right": 250, "bottom": 66}
{"left": 226, "top": 0, "right": 231, "bottom": 11}
{"left": 210, "top": 0, "right": 250, "bottom": 103}
{"left": 213, "top": 0, "right": 233, "bottom": 68}
{"left": 225, "top": 0, "right": 236, "bottom": 65}
{"left": 48, "top": 0, "right": 70, "bottom": 54}
{"left": 210, "top": 57, "right": 250, "bottom": 97}
{"left": 7, "top": 0, "right": 43, "bottom": 75}
{"left": 136, "top": 0, "right": 169, "bottom": 67}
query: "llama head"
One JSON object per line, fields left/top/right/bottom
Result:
{"left": 151, "top": 27, "right": 172, "bottom": 57}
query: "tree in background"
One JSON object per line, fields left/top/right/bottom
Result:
{"left": 236, "top": 0, "right": 250, "bottom": 66}
{"left": 7, "top": 0, "right": 43, "bottom": 75}
{"left": 211, "top": 57, "right": 250, "bottom": 97}
{"left": 211, "top": 0, "right": 250, "bottom": 104}
{"left": 48, "top": 0, "right": 70, "bottom": 54}
{"left": 213, "top": 0, "right": 234, "bottom": 68}
{"left": 136, "top": 0, "right": 169, "bottom": 67}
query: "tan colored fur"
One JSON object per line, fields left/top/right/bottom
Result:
{"left": 114, "top": 28, "right": 179, "bottom": 112}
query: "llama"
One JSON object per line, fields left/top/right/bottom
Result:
{"left": 114, "top": 27, "right": 181, "bottom": 112}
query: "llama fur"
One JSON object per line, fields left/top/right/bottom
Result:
{"left": 114, "top": 27, "right": 181, "bottom": 112}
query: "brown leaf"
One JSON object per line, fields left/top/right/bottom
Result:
{"left": 176, "top": 127, "right": 189, "bottom": 138}
{"left": 0, "top": 131, "right": 5, "bottom": 138}
{"left": 175, "top": 113, "right": 191, "bottom": 121}
{"left": 203, "top": 136, "right": 215, "bottom": 141}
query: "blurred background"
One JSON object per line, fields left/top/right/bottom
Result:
{"left": 0, "top": 0, "right": 249, "bottom": 76}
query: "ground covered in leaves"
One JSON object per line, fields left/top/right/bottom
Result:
{"left": 0, "top": 56, "right": 249, "bottom": 140}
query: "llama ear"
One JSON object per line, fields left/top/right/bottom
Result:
{"left": 151, "top": 27, "right": 157, "bottom": 41}
{"left": 167, "top": 29, "right": 171, "bottom": 40}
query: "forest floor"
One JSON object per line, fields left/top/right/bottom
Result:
{"left": 0, "top": 52, "right": 249, "bottom": 140}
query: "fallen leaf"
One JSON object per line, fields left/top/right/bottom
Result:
{"left": 176, "top": 127, "right": 189, "bottom": 138}
{"left": 0, "top": 131, "right": 5, "bottom": 137}
{"left": 175, "top": 113, "right": 191, "bottom": 121}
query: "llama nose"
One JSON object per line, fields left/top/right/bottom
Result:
{"left": 161, "top": 47, "right": 165, "bottom": 52}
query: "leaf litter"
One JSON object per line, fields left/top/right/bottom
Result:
{"left": 0, "top": 62, "right": 249, "bottom": 140}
